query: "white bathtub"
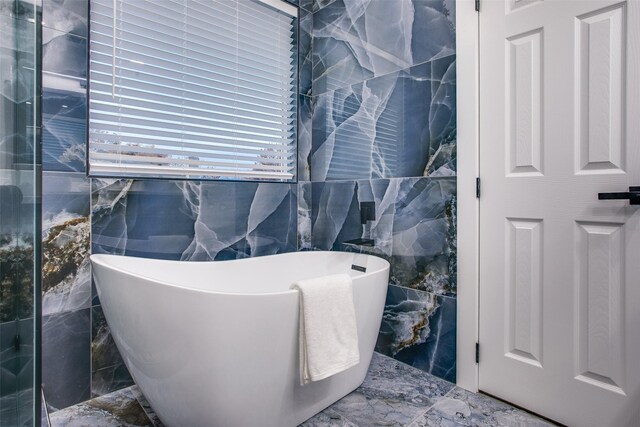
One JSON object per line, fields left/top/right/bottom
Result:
{"left": 90, "top": 251, "right": 390, "bottom": 427}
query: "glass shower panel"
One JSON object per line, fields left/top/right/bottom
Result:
{"left": 0, "top": 1, "right": 41, "bottom": 426}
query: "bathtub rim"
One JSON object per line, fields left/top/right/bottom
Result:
{"left": 90, "top": 251, "right": 390, "bottom": 297}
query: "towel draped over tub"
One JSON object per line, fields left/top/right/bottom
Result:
{"left": 290, "top": 273, "right": 360, "bottom": 385}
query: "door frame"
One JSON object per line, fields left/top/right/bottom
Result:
{"left": 456, "top": 0, "right": 480, "bottom": 392}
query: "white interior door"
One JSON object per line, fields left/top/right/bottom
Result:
{"left": 479, "top": 0, "right": 640, "bottom": 426}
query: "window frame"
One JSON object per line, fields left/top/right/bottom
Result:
{"left": 85, "top": 0, "right": 300, "bottom": 184}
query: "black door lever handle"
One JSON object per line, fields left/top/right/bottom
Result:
{"left": 598, "top": 186, "right": 640, "bottom": 205}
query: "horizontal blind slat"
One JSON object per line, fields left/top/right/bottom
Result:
{"left": 89, "top": 122, "right": 294, "bottom": 149}
{"left": 89, "top": 121, "right": 292, "bottom": 147}
{"left": 91, "top": 152, "right": 293, "bottom": 172}
{"left": 91, "top": 142, "right": 295, "bottom": 162}
{"left": 90, "top": 163, "right": 294, "bottom": 179}
{"left": 89, "top": 131, "right": 296, "bottom": 154}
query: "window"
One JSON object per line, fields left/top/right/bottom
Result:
{"left": 89, "top": 0, "right": 298, "bottom": 181}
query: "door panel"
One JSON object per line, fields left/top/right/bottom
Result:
{"left": 574, "top": 221, "right": 626, "bottom": 395}
{"left": 479, "top": 0, "right": 640, "bottom": 425}
{"left": 506, "top": 29, "right": 544, "bottom": 176}
{"left": 575, "top": 3, "right": 627, "bottom": 174}
{"left": 505, "top": 218, "right": 544, "bottom": 367}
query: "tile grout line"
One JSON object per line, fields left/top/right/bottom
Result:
{"left": 130, "top": 386, "right": 163, "bottom": 427}
{"left": 305, "top": 176, "right": 458, "bottom": 185}
{"left": 388, "top": 282, "right": 458, "bottom": 300}
{"left": 404, "top": 384, "right": 458, "bottom": 427}
{"left": 336, "top": 352, "right": 458, "bottom": 427}
{"left": 332, "top": 411, "right": 358, "bottom": 427}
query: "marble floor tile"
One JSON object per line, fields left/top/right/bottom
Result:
{"left": 300, "top": 408, "right": 358, "bottom": 427}
{"left": 407, "top": 387, "right": 556, "bottom": 427}
{"left": 50, "top": 353, "right": 556, "bottom": 427}
{"left": 324, "top": 353, "right": 455, "bottom": 426}
{"left": 49, "top": 388, "right": 153, "bottom": 427}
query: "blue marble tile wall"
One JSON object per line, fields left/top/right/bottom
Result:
{"left": 40, "top": 0, "right": 313, "bottom": 413}
{"left": 91, "top": 179, "right": 298, "bottom": 260}
{"left": 40, "top": 0, "right": 457, "bottom": 412}
{"left": 40, "top": 0, "right": 94, "bottom": 410}
{"left": 311, "top": 0, "right": 456, "bottom": 181}
{"left": 305, "top": 0, "right": 457, "bottom": 383}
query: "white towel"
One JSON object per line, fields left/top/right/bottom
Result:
{"left": 290, "top": 274, "right": 360, "bottom": 385}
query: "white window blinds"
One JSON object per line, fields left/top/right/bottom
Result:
{"left": 89, "top": 0, "right": 298, "bottom": 181}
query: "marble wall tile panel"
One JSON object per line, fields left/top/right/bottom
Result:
{"left": 42, "top": 0, "right": 88, "bottom": 37}
{"left": 390, "top": 177, "right": 456, "bottom": 294}
{"left": 92, "top": 179, "right": 298, "bottom": 261}
{"left": 92, "top": 364, "right": 135, "bottom": 400}
{"left": 312, "top": 0, "right": 456, "bottom": 94}
{"left": 312, "top": 177, "right": 456, "bottom": 295}
{"left": 286, "top": 0, "right": 313, "bottom": 12}
{"left": 298, "top": 95, "right": 313, "bottom": 181}
{"left": 376, "top": 286, "right": 456, "bottom": 383}
{"left": 308, "top": 0, "right": 457, "bottom": 387}
{"left": 42, "top": 26, "right": 86, "bottom": 80}
{"left": 311, "top": 179, "right": 361, "bottom": 249}
{"left": 42, "top": 172, "right": 91, "bottom": 315}
{"left": 91, "top": 305, "right": 133, "bottom": 398}
{"left": 91, "top": 179, "right": 191, "bottom": 259}
{"left": 91, "top": 306, "right": 124, "bottom": 375}
{"left": 312, "top": 57, "right": 456, "bottom": 181}
{"left": 42, "top": 308, "right": 91, "bottom": 411}
{"left": 298, "top": 181, "right": 312, "bottom": 250}
{"left": 42, "top": 77, "right": 87, "bottom": 172}
{"left": 41, "top": 10, "right": 87, "bottom": 173}
{"left": 313, "top": 0, "right": 337, "bottom": 12}
{"left": 297, "top": 5, "right": 312, "bottom": 180}
{"left": 299, "top": 0, "right": 313, "bottom": 11}
{"left": 90, "top": 179, "right": 133, "bottom": 257}
{"left": 310, "top": 176, "right": 457, "bottom": 381}
{"left": 299, "top": 8, "right": 313, "bottom": 97}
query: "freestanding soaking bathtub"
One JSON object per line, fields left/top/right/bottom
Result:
{"left": 91, "top": 251, "right": 390, "bottom": 427}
